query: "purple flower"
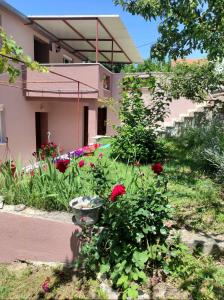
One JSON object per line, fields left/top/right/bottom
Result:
{"left": 75, "top": 148, "right": 84, "bottom": 158}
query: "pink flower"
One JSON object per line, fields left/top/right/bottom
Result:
{"left": 98, "top": 153, "right": 103, "bottom": 159}
{"left": 80, "top": 216, "right": 88, "bottom": 223}
{"left": 78, "top": 160, "right": 85, "bottom": 168}
{"left": 110, "top": 184, "right": 126, "bottom": 202}
{"left": 42, "top": 277, "right": 50, "bottom": 293}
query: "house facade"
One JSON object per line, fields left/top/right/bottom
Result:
{"left": 0, "top": 0, "right": 142, "bottom": 163}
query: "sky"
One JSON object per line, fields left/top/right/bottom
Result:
{"left": 6, "top": 0, "right": 204, "bottom": 60}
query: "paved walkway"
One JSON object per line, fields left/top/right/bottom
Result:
{"left": 0, "top": 211, "right": 80, "bottom": 263}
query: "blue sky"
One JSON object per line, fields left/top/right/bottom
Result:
{"left": 6, "top": 0, "right": 204, "bottom": 60}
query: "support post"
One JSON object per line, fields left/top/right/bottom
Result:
{"left": 111, "top": 40, "right": 114, "bottom": 69}
{"left": 77, "top": 82, "right": 80, "bottom": 147}
{"left": 96, "top": 18, "right": 99, "bottom": 63}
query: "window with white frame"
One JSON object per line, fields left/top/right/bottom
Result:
{"left": 0, "top": 106, "right": 6, "bottom": 143}
{"left": 63, "top": 55, "right": 73, "bottom": 64}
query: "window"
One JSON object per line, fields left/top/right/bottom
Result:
{"left": 0, "top": 106, "right": 6, "bottom": 143}
{"left": 63, "top": 55, "right": 73, "bottom": 64}
{"left": 103, "top": 75, "right": 111, "bottom": 90}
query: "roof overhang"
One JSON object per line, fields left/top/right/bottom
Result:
{"left": 28, "top": 15, "right": 143, "bottom": 64}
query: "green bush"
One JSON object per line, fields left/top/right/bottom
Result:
{"left": 77, "top": 167, "right": 173, "bottom": 299}
{"left": 111, "top": 124, "right": 165, "bottom": 163}
{"left": 110, "top": 75, "right": 170, "bottom": 163}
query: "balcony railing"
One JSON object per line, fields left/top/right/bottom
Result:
{"left": 25, "top": 63, "right": 112, "bottom": 99}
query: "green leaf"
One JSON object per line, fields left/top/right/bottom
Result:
{"left": 100, "top": 264, "right": 110, "bottom": 274}
{"left": 132, "top": 251, "right": 148, "bottom": 269}
{"left": 160, "top": 228, "right": 167, "bottom": 235}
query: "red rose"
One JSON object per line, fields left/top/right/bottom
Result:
{"left": 78, "top": 160, "right": 85, "bottom": 168}
{"left": 151, "top": 162, "right": 163, "bottom": 175}
{"left": 110, "top": 184, "right": 126, "bottom": 202}
{"left": 98, "top": 153, "right": 103, "bottom": 159}
{"left": 90, "top": 162, "right": 95, "bottom": 168}
{"left": 56, "top": 159, "right": 70, "bottom": 173}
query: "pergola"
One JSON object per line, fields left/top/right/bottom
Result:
{"left": 28, "top": 15, "right": 143, "bottom": 64}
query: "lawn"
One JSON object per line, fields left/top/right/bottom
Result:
{"left": 96, "top": 138, "right": 224, "bottom": 234}
{"left": 1, "top": 137, "right": 223, "bottom": 235}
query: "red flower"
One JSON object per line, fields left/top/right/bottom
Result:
{"left": 151, "top": 162, "right": 163, "bottom": 175}
{"left": 110, "top": 184, "right": 126, "bottom": 202}
{"left": 98, "top": 153, "right": 103, "bottom": 159}
{"left": 30, "top": 170, "right": 35, "bottom": 177}
{"left": 90, "top": 162, "right": 95, "bottom": 168}
{"left": 51, "top": 152, "right": 57, "bottom": 158}
{"left": 78, "top": 160, "right": 85, "bottom": 168}
{"left": 56, "top": 159, "right": 70, "bottom": 173}
{"left": 93, "top": 143, "right": 101, "bottom": 149}
{"left": 42, "top": 277, "right": 50, "bottom": 293}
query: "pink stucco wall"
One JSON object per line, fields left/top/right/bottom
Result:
{"left": 0, "top": 6, "right": 81, "bottom": 63}
{"left": 0, "top": 5, "right": 200, "bottom": 164}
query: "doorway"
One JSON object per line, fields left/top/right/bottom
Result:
{"left": 34, "top": 38, "right": 50, "bottom": 63}
{"left": 83, "top": 106, "right": 89, "bottom": 146}
{"left": 35, "top": 112, "right": 48, "bottom": 150}
{"left": 97, "top": 107, "right": 107, "bottom": 135}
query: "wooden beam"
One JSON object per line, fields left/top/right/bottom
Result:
{"left": 63, "top": 20, "right": 110, "bottom": 63}
{"left": 97, "top": 18, "right": 132, "bottom": 63}
{"left": 59, "top": 38, "right": 113, "bottom": 42}
{"left": 73, "top": 49, "right": 122, "bottom": 53}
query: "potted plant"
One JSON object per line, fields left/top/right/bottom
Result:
{"left": 69, "top": 196, "right": 103, "bottom": 225}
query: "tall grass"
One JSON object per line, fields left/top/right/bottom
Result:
{"left": 166, "top": 118, "right": 224, "bottom": 175}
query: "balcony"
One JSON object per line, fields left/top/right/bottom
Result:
{"left": 25, "top": 63, "right": 112, "bottom": 100}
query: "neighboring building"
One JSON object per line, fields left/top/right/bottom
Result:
{"left": 0, "top": 0, "right": 142, "bottom": 162}
{"left": 171, "top": 57, "right": 207, "bottom": 66}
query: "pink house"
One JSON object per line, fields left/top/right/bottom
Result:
{"left": 0, "top": 0, "right": 142, "bottom": 163}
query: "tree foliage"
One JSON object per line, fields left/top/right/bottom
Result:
{"left": 113, "top": 0, "right": 224, "bottom": 61}
{"left": 122, "top": 58, "right": 172, "bottom": 73}
{"left": 0, "top": 27, "right": 47, "bottom": 83}
{"left": 170, "top": 61, "right": 224, "bottom": 101}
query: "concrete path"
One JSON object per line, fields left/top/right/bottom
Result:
{"left": 0, "top": 212, "right": 80, "bottom": 263}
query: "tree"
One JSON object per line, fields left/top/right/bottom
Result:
{"left": 0, "top": 27, "right": 47, "bottom": 83}
{"left": 122, "top": 58, "right": 172, "bottom": 73}
{"left": 113, "top": 0, "right": 224, "bottom": 61}
{"left": 110, "top": 75, "right": 170, "bottom": 163}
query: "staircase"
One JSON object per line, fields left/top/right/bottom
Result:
{"left": 161, "top": 99, "right": 224, "bottom": 137}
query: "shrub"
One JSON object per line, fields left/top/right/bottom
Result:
{"left": 111, "top": 124, "right": 165, "bottom": 163}
{"left": 77, "top": 165, "right": 173, "bottom": 299}
{"left": 111, "top": 75, "right": 171, "bottom": 163}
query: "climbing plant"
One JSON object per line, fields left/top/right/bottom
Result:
{"left": 170, "top": 61, "right": 224, "bottom": 102}
{"left": 0, "top": 27, "right": 47, "bottom": 83}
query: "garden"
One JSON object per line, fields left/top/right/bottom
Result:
{"left": 0, "top": 62, "right": 224, "bottom": 300}
{"left": 1, "top": 3, "right": 224, "bottom": 297}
